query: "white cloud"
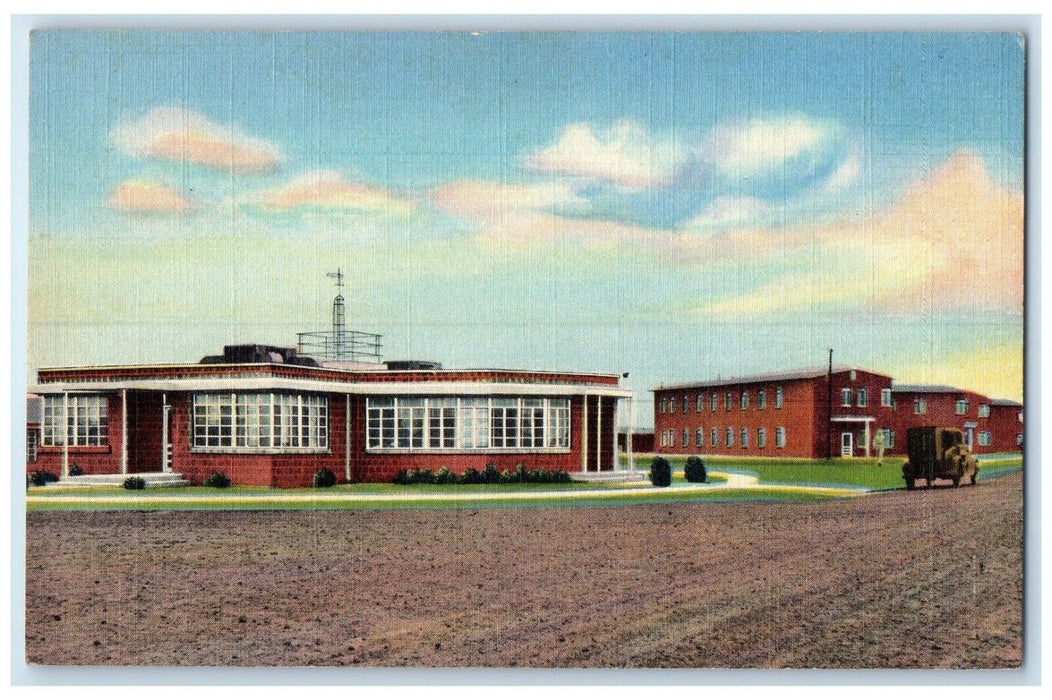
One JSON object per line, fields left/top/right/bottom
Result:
{"left": 244, "top": 170, "right": 414, "bottom": 214}
{"left": 525, "top": 120, "right": 683, "bottom": 190}
{"left": 701, "top": 115, "right": 832, "bottom": 177}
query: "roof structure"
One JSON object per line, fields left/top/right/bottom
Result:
{"left": 654, "top": 365, "right": 887, "bottom": 391}
{"left": 890, "top": 384, "right": 966, "bottom": 394}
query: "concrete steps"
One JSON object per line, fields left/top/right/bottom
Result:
{"left": 56, "top": 472, "right": 191, "bottom": 488}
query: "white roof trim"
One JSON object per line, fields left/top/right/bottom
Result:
{"left": 28, "top": 378, "right": 632, "bottom": 399}
{"left": 830, "top": 415, "right": 875, "bottom": 422}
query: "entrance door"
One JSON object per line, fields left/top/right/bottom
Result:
{"left": 841, "top": 432, "right": 854, "bottom": 457}
{"left": 964, "top": 426, "right": 975, "bottom": 450}
{"left": 162, "top": 402, "right": 173, "bottom": 472}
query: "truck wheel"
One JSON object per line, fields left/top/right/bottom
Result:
{"left": 970, "top": 472, "right": 978, "bottom": 486}
{"left": 905, "top": 478, "right": 914, "bottom": 490}
{"left": 952, "top": 476, "right": 961, "bottom": 488}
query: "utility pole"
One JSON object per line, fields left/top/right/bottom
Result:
{"left": 827, "top": 348, "right": 833, "bottom": 461}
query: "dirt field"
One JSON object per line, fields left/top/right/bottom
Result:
{"left": 24, "top": 473, "right": 1023, "bottom": 668}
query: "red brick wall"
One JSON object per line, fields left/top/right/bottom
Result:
{"left": 654, "top": 379, "right": 819, "bottom": 458}
{"left": 987, "top": 404, "right": 1023, "bottom": 453}
{"left": 882, "top": 389, "right": 1015, "bottom": 456}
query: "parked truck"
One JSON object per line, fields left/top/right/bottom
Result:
{"left": 902, "top": 426, "right": 979, "bottom": 489}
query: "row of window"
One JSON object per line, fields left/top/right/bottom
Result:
{"left": 366, "top": 396, "right": 571, "bottom": 451}
{"left": 660, "top": 388, "right": 785, "bottom": 414}
{"left": 42, "top": 395, "right": 108, "bottom": 446}
{"left": 660, "top": 426, "right": 787, "bottom": 450}
{"left": 192, "top": 393, "right": 329, "bottom": 449}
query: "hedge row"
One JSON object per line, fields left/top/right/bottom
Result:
{"left": 393, "top": 464, "right": 572, "bottom": 486}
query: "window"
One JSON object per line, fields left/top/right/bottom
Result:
{"left": 27, "top": 429, "right": 38, "bottom": 462}
{"left": 775, "top": 387, "right": 783, "bottom": 409}
{"left": 683, "top": 395, "right": 689, "bottom": 414}
{"left": 857, "top": 388, "right": 868, "bottom": 408}
{"left": 725, "top": 393, "right": 732, "bottom": 410}
{"left": 682, "top": 429, "right": 689, "bottom": 447}
{"left": 696, "top": 395, "right": 703, "bottom": 412}
{"left": 955, "top": 399, "right": 969, "bottom": 415}
{"left": 368, "top": 396, "right": 570, "bottom": 452}
{"left": 978, "top": 431, "right": 992, "bottom": 447}
{"left": 741, "top": 428, "right": 749, "bottom": 448}
{"left": 1017, "top": 433, "right": 1023, "bottom": 445}
{"left": 710, "top": 428, "right": 718, "bottom": 447}
{"left": 881, "top": 388, "right": 893, "bottom": 407}
{"left": 914, "top": 398, "right": 928, "bottom": 415}
{"left": 725, "top": 427, "right": 734, "bottom": 447}
{"left": 978, "top": 404, "right": 990, "bottom": 418}
{"left": 42, "top": 395, "right": 108, "bottom": 446}
{"left": 669, "top": 398, "right": 677, "bottom": 413}
{"left": 841, "top": 388, "right": 853, "bottom": 406}
{"left": 741, "top": 392, "right": 749, "bottom": 410}
{"left": 194, "top": 393, "right": 327, "bottom": 450}
{"left": 695, "top": 428, "right": 703, "bottom": 447}
{"left": 758, "top": 390, "right": 766, "bottom": 409}
{"left": 883, "top": 428, "right": 894, "bottom": 449}
{"left": 711, "top": 393, "right": 718, "bottom": 411}
{"left": 659, "top": 431, "right": 666, "bottom": 448}
{"left": 659, "top": 397, "right": 666, "bottom": 413}
{"left": 757, "top": 428, "right": 766, "bottom": 448}
{"left": 775, "top": 427, "right": 786, "bottom": 448}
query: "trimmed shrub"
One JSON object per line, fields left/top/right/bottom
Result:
{"left": 122, "top": 476, "right": 146, "bottom": 490}
{"left": 411, "top": 468, "right": 435, "bottom": 485}
{"left": 312, "top": 468, "right": 337, "bottom": 488}
{"left": 527, "top": 469, "right": 550, "bottom": 484}
{"left": 649, "top": 457, "right": 672, "bottom": 487}
{"left": 28, "top": 470, "right": 59, "bottom": 487}
{"left": 203, "top": 471, "right": 232, "bottom": 488}
{"left": 68, "top": 464, "right": 84, "bottom": 477}
{"left": 482, "top": 463, "right": 500, "bottom": 484}
{"left": 684, "top": 456, "right": 708, "bottom": 483}
{"left": 392, "top": 469, "right": 413, "bottom": 485}
{"left": 552, "top": 470, "right": 572, "bottom": 484}
{"left": 458, "top": 468, "right": 482, "bottom": 485}
{"left": 498, "top": 469, "right": 519, "bottom": 484}
{"left": 516, "top": 464, "right": 528, "bottom": 483}
{"left": 434, "top": 467, "right": 455, "bottom": 485}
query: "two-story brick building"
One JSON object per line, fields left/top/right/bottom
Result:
{"left": 653, "top": 366, "right": 1023, "bottom": 459}
{"left": 28, "top": 343, "right": 632, "bottom": 487}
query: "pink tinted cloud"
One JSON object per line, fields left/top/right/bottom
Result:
{"left": 106, "top": 180, "right": 196, "bottom": 215}
{"left": 247, "top": 171, "right": 414, "bottom": 214}
{"left": 112, "top": 106, "right": 280, "bottom": 174}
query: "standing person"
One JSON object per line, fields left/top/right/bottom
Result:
{"left": 873, "top": 428, "right": 887, "bottom": 467}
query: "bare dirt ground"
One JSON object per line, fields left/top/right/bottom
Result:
{"left": 25, "top": 473, "right": 1023, "bottom": 668}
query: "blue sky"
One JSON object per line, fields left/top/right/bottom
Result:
{"left": 28, "top": 31, "right": 1025, "bottom": 422}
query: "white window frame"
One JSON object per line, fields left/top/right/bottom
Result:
{"left": 724, "top": 393, "right": 732, "bottom": 410}
{"left": 914, "top": 398, "right": 928, "bottom": 415}
{"left": 775, "top": 387, "right": 783, "bottom": 409}
{"left": 740, "top": 427, "right": 749, "bottom": 448}
{"left": 775, "top": 427, "right": 786, "bottom": 448}
{"left": 757, "top": 427, "right": 766, "bottom": 449}
{"left": 710, "top": 427, "right": 718, "bottom": 447}
{"left": 881, "top": 389, "right": 893, "bottom": 407}
{"left": 978, "top": 431, "right": 992, "bottom": 447}
{"left": 193, "top": 392, "right": 328, "bottom": 452}
{"left": 955, "top": 399, "right": 969, "bottom": 415}
{"left": 757, "top": 390, "right": 766, "bottom": 409}
{"left": 857, "top": 388, "right": 868, "bottom": 408}
{"left": 978, "top": 404, "right": 990, "bottom": 418}
{"left": 841, "top": 388, "right": 852, "bottom": 407}
{"left": 367, "top": 396, "right": 570, "bottom": 453}
{"left": 710, "top": 393, "right": 718, "bottom": 411}
{"left": 741, "top": 391, "right": 749, "bottom": 410}
{"left": 725, "top": 427, "right": 734, "bottom": 447}
{"left": 696, "top": 395, "right": 703, "bottom": 412}
{"left": 27, "top": 429, "right": 39, "bottom": 462}
{"left": 695, "top": 428, "right": 703, "bottom": 447}
{"left": 42, "top": 395, "right": 108, "bottom": 447}
{"left": 681, "top": 429, "right": 689, "bottom": 447}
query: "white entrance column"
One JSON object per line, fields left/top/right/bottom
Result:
{"left": 580, "top": 395, "right": 589, "bottom": 472}
{"left": 120, "top": 389, "right": 128, "bottom": 475}
{"left": 609, "top": 398, "right": 617, "bottom": 471}
{"left": 61, "top": 392, "right": 69, "bottom": 478}
{"left": 627, "top": 395, "right": 635, "bottom": 472}
{"left": 596, "top": 396, "right": 602, "bottom": 472}
{"left": 864, "top": 420, "right": 871, "bottom": 458}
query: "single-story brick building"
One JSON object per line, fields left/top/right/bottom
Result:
{"left": 28, "top": 343, "right": 632, "bottom": 487}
